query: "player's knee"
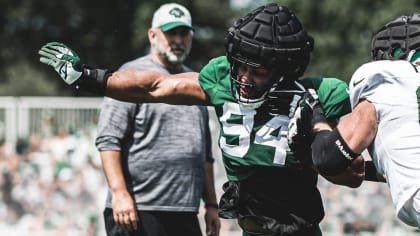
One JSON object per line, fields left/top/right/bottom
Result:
{"left": 311, "top": 129, "right": 358, "bottom": 176}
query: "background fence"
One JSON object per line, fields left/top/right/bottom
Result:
{"left": 0, "top": 97, "right": 102, "bottom": 148}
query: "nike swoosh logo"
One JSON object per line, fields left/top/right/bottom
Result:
{"left": 59, "top": 64, "right": 67, "bottom": 79}
{"left": 353, "top": 78, "right": 365, "bottom": 87}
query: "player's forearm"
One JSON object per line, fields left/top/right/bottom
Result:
{"left": 105, "top": 70, "right": 164, "bottom": 103}
{"left": 103, "top": 70, "right": 209, "bottom": 105}
{"left": 75, "top": 68, "right": 164, "bottom": 103}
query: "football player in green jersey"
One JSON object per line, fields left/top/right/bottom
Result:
{"left": 38, "top": 3, "right": 365, "bottom": 235}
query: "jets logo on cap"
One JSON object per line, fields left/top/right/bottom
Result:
{"left": 169, "top": 7, "right": 185, "bottom": 18}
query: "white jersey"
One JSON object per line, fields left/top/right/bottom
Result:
{"left": 349, "top": 60, "right": 420, "bottom": 226}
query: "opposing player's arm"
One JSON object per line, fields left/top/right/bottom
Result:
{"left": 364, "top": 160, "right": 386, "bottom": 182}
{"left": 336, "top": 100, "right": 377, "bottom": 154}
{"left": 312, "top": 122, "right": 365, "bottom": 187}
{"left": 311, "top": 99, "right": 377, "bottom": 176}
{"left": 323, "top": 155, "right": 365, "bottom": 188}
{"left": 106, "top": 70, "right": 211, "bottom": 105}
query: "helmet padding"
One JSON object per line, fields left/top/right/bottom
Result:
{"left": 371, "top": 13, "right": 420, "bottom": 61}
{"left": 225, "top": 4, "right": 314, "bottom": 78}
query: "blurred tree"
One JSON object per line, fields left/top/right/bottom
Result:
{"left": 272, "top": 0, "right": 420, "bottom": 82}
{"left": 0, "top": 60, "right": 60, "bottom": 95}
{"left": 0, "top": 0, "right": 240, "bottom": 96}
{"left": 1, "top": 0, "right": 420, "bottom": 96}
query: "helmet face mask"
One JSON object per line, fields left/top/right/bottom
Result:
{"left": 371, "top": 13, "right": 420, "bottom": 61}
{"left": 224, "top": 3, "right": 313, "bottom": 108}
{"left": 229, "top": 59, "right": 279, "bottom": 108}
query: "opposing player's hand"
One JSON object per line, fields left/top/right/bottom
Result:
{"left": 38, "top": 42, "right": 82, "bottom": 85}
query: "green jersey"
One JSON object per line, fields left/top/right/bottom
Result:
{"left": 199, "top": 56, "right": 351, "bottom": 181}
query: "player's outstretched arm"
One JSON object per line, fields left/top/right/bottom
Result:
{"left": 38, "top": 42, "right": 113, "bottom": 95}
{"left": 38, "top": 42, "right": 210, "bottom": 105}
{"left": 106, "top": 70, "right": 210, "bottom": 105}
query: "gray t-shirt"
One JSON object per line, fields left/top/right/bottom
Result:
{"left": 96, "top": 55, "right": 213, "bottom": 212}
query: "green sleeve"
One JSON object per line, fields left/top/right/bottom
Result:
{"left": 300, "top": 77, "right": 351, "bottom": 122}
{"left": 198, "top": 56, "right": 234, "bottom": 106}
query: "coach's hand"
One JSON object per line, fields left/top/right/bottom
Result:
{"left": 112, "top": 191, "right": 139, "bottom": 232}
{"left": 38, "top": 42, "right": 82, "bottom": 85}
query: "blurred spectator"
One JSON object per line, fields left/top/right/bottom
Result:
{"left": 0, "top": 115, "right": 419, "bottom": 235}
{"left": 0, "top": 123, "right": 107, "bottom": 236}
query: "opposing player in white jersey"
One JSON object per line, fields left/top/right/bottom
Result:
{"left": 307, "top": 14, "right": 420, "bottom": 227}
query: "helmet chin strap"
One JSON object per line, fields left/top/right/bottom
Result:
{"left": 238, "top": 97, "right": 266, "bottom": 110}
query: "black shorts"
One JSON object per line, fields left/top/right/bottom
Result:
{"left": 242, "top": 167, "right": 325, "bottom": 224}
{"left": 219, "top": 167, "right": 324, "bottom": 236}
{"left": 103, "top": 208, "right": 202, "bottom": 236}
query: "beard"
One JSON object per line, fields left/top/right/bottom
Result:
{"left": 155, "top": 36, "right": 191, "bottom": 65}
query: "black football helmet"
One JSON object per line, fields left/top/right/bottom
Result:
{"left": 371, "top": 13, "right": 420, "bottom": 61}
{"left": 224, "top": 3, "right": 314, "bottom": 108}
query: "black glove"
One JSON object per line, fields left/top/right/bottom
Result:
{"left": 218, "top": 181, "right": 241, "bottom": 219}
{"left": 266, "top": 82, "right": 306, "bottom": 117}
{"left": 287, "top": 89, "right": 327, "bottom": 164}
{"left": 266, "top": 90, "right": 304, "bottom": 117}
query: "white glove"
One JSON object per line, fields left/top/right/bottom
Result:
{"left": 38, "top": 42, "right": 82, "bottom": 85}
